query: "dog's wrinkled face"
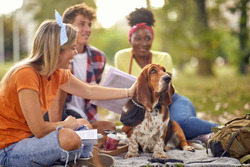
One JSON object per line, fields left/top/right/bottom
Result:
{"left": 137, "top": 64, "right": 174, "bottom": 109}
{"left": 147, "top": 64, "right": 172, "bottom": 94}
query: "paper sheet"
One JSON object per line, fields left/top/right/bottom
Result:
{"left": 90, "top": 66, "right": 136, "bottom": 114}
{"left": 75, "top": 129, "right": 98, "bottom": 145}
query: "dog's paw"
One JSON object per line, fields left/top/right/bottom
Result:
{"left": 183, "top": 145, "right": 195, "bottom": 152}
{"left": 152, "top": 151, "right": 168, "bottom": 159}
{"left": 189, "top": 142, "right": 205, "bottom": 150}
{"left": 125, "top": 152, "right": 139, "bottom": 158}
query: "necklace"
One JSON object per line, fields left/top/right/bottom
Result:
{"left": 129, "top": 52, "right": 152, "bottom": 74}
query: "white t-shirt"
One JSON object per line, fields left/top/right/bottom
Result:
{"left": 65, "top": 52, "right": 89, "bottom": 118}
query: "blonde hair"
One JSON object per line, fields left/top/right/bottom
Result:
{"left": 0, "top": 20, "right": 77, "bottom": 89}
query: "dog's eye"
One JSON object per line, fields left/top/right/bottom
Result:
{"left": 150, "top": 69, "right": 156, "bottom": 74}
{"left": 162, "top": 68, "right": 166, "bottom": 72}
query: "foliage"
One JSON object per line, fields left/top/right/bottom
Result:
{"left": 211, "top": 30, "right": 239, "bottom": 66}
{"left": 211, "top": 0, "right": 250, "bottom": 74}
{"left": 25, "top": 0, "right": 96, "bottom": 24}
{"left": 2, "top": 0, "right": 248, "bottom": 75}
{"left": 153, "top": 0, "right": 198, "bottom": 64}
{"left": 175, "top": 163, "right": 184, "bottom": 167}
{"left": 152, "top": 0, "right": 247, "bottom": 75}
{"left": 2, "top": 15, "right": 25, "bottom": 62}
{"left": 7, "top": 0, "right": 248, "bottom": 75}
{"left": 23, "top": 0, "right": 130, "bottom": 65}
{"left": 3, "top": 15, "right": 13, "bottom": 61}
{"left": 89, "top": 27, "right": 130, "bottom": 65}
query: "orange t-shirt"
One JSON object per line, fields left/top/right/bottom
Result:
{"left": 0, "top": 67, "right": 71, "bottom": 149}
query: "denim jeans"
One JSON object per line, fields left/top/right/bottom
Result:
{"left": 0, "top": 126, "right": 93, "bottom": 167}
{"left": 169, "top": 93, "right": 218, "bottom": 139}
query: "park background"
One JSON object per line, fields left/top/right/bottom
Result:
{"left": 0, "top": 0, "right": 249, "bottom": 125}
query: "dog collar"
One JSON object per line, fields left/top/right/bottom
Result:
{"left": 131, "top": 99, "right": 145, "bottom": 109}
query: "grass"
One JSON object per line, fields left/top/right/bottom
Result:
{"left": 172, "top": 64, "right": 250, "bottom": 124}
{"left": 1, "top": 62, "right": 249, "bottom": 124}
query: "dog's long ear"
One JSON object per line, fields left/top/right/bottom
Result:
{"left": 137, "top": 68, "right": 153, "bottom": 109}
{"left": 160, "top": 82, "right": 175, "bottom": 106}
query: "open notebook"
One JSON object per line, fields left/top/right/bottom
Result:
{"left": 90, "top": 66, "right": 136, "bottom": 114}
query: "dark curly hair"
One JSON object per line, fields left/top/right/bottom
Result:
{"left": 126, "top": 8, "right": 155, "bottom": 27}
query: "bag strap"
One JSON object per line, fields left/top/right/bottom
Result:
{"left": 225, "top": 113, "right": 250, "bottom": 126}
{"left": 240, "top": 154, "right": 250, "bottom": 164}
{"left": 220, "top": 127, "right": 243, "bottom": 157}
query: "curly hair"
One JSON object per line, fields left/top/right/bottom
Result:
{"left": 126, "top": 8, "right": 155, "bottom": 27}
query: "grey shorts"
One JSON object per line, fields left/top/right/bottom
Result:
{"left": 0, "top": 127, "right": 83, "bottom": 167}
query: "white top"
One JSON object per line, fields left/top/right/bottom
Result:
{"left": 65, "top": 52, "right": 89, "bottom": 118}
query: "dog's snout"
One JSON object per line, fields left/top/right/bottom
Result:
{"left": 163, "top": 76, "right": 171, "bottom": 83}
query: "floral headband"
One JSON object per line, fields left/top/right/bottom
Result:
{"left": 55, "top": 10, "right": 68, "bottom": 46}
{"left": 128, "top": 22, "right": 154, "bottom": 42}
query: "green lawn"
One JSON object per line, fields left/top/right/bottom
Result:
{"left": 172, "top": 64, "right": 250, "bottom": 124}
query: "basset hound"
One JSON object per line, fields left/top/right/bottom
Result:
{"left": 120, "top": 64, "right": 195, "bottom": 159}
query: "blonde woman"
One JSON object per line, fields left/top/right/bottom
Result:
{"left": 0, "top": 12, "right": 135, "bottom": 167}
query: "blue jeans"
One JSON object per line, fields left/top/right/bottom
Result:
{"left": 169, "top": 93, "right": 218, "bottom": 139}
{"left": 0, "top": 126, "right": 93, "bottom": 167}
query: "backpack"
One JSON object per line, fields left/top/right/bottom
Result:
{"left": 207, "top": 114, "right": 250, "bottom": 164}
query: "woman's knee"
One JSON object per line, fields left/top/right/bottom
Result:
{"left": 58, "top": 128, "right": 81, "bottom": 151}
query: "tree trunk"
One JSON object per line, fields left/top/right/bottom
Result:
{"left": 195, "top": 0, "right": 214, "bottom": 75}
{"left": 238, "top": 0, "right": 249, "bottom": 74}
{"left": 198, "top": 58, "right": 213, "bottom": 75}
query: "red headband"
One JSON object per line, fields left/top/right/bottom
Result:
{"left": 128, "top": 22, "right": 154, "bottom": 42}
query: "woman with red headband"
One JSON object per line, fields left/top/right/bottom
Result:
{"left": 114, "top": 8, "right": 218, "bottom": 143}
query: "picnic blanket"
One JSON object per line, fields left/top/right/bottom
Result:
{"left": 113, "top": 148, "right": 241, "bottom": 167}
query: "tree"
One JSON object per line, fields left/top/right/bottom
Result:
{"left": 194, "top": 0, "right": 216, "bottom": 75}
{"left": 228, "top": 0, "right": 250, "bottom": 74}
{"left": 25, "top": 0, "right": 96, "bottom": 24}
{"left": 154, "top": 0, "right": 246, "bottom": 75}
{"left": 154, "top": 0, "right": 217, "bottom": 75}
{"left": 154, "top": 1, "right": 198, "bottom": 70}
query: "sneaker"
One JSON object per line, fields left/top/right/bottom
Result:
{"left": 187, "top": 139, "right": 205, "bottom": 150}
{"left": 191, "top": 133, "right": 213, "bottom": 144}
{"left": 69, "top": 154, "right": 114, "bottom": 167}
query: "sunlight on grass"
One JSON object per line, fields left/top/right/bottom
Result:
{"left": 173, "top": 64, "right": 250, "bottom": 124}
